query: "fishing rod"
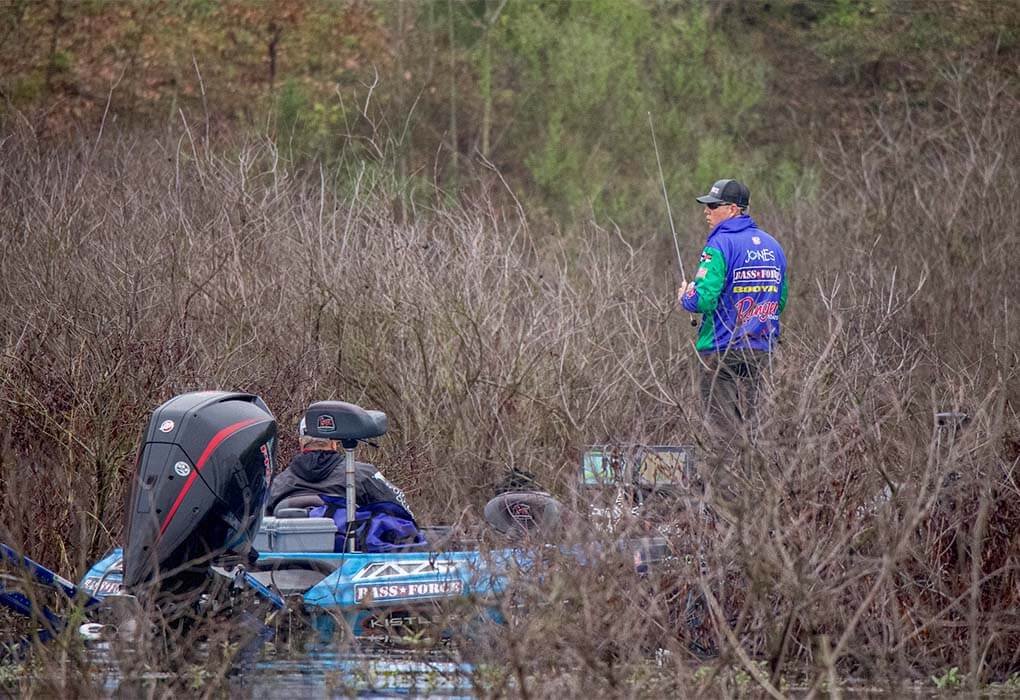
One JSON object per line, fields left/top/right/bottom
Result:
{"left": 648, "top": 112, "right": 698, "bottom": 327}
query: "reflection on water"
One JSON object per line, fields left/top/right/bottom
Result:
{"left": 88, "top": 641, "right": 479, "bottom": 699}
{"left": 242, "top": 645, "right": 477, "bottom": 698}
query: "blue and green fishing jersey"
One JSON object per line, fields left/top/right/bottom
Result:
{"left": 681, "top": 214, "right": 787, "bottom": 353}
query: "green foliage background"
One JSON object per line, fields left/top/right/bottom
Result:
{"left": 5, "top": 0, "right": 1014, "bottom": 228}
{"left": 487, "top": 0, "right": 767, "bottom": 220}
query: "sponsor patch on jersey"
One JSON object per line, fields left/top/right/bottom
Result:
{"left": 373, "top": 471, "right": 415, "bottom": 516}
{"left": 699, "top": 252, "right": 713, "bottom": 263}
{"left": 732, "top": 285, "right": 779, "bottom": 293}
{"left": 735, "top": 297, "right": 780, "bottom": 326}
{"left": 733, "top": 266, "right": 781, "bottom": 282}
{"left": 752, "top": 235, "right": 761, "bottom": 244}
{"left": 696, "top": 267, "right": 707, "bottom": 279}
{"left": 744, "top": 248, "right": 776, "bottom": 263}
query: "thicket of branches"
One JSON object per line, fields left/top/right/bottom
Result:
{"left": 0, "top": 66, "right": 1018, "bottom": 695}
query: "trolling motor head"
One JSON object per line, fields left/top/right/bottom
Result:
{"left": 123, "top": 391, "right": 277, "bottom": 592}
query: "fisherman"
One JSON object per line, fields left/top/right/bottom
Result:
{"left": 266, "top": 417, "right": 415, "bottom": 517}
{"left": 679, "top": 179, "right": 787, "bottom": 438}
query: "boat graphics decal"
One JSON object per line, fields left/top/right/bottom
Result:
{"left": 351, "top": 560, "right": 459, "bottom": 581}
{"left": 80, "top": 577, "right": 123, "bottom": 595}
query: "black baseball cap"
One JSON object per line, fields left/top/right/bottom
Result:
{"left": 695, "top": 179, "right": 750, "bottom": 207}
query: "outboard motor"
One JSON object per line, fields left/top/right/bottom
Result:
{"left": 123, "top": 391, "right": 276, "bottom": 593}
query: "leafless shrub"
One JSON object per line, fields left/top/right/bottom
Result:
{"left": 0, "top": 66, "right": 1017, "bottom": 696}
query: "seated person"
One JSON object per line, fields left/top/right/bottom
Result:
{"left": 266, "top": 418, "right": 414, "bottom": 518}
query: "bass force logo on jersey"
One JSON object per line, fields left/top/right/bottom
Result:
{"left": 733, "top": 267, "right": 781, "bottom": 282}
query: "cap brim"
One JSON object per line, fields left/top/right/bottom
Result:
{"left": 695, "top": 194, "right": 724, "bottom": 204}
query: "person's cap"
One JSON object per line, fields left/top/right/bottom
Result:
{"left": 695, "top": 179, "right": 750, "bottom": 207}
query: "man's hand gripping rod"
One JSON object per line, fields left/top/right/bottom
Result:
{"left": 648, "top": 112, "right": 698, "bottom": 327}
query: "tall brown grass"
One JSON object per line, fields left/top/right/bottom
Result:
{"left": 0, "top": 68, "right": 1017, "bottom": 696}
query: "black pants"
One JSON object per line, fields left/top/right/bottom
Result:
{"left": 698, "top": 349, "right": 771, "bottom": 441}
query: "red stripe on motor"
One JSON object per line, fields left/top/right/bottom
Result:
{"left": 158, "top": 417, "right": 263, "bottom": 537}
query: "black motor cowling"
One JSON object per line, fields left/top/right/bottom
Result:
{"left": 123, "top": 391, "right": 276, "bottom": 591}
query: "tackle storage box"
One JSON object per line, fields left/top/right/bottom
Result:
{"left": 253, "top": 516, "right": 274, "bottom": 551}
{"left": 253, "top": 516, "right": 338, "bottom": 553}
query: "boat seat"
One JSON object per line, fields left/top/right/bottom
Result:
{"left": 303, "top": 401, "right": 387, "bottom": 442}
{"left": 483, "top": 491, "right": 562, "bottom": 539}
{"left": 273, "top": 494, "right": 325, "bottom": 518}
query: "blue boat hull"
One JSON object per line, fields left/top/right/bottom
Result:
{"left": 79, "top": 545, "right": 525, "bottom": 638}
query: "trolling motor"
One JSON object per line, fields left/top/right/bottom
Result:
{"left": 301, "top": 401, "right": 388, "bottom": 552}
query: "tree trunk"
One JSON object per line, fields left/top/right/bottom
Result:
{"left": 481, "top": 16, "right": 491, "bottom": 159}
{"left": 268, "top": 21, "right": 281, "bottom": 90}
{"left": 45, "top": 0, "right": 65, "bottom": 93}
{"left": 447, "top": 0, "right": 458, "bottom": 180}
